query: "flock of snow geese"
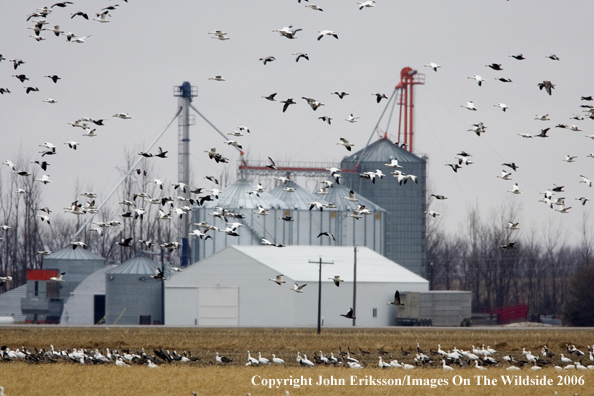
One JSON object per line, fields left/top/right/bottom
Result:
{"left": 2, "top": 342, "right": 594, "bottom": 371}
{"left": 422, "top": 52, "right": 594, "bottom": 237}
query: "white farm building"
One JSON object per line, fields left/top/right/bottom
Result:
{"left": 164, "top": 245, "right": 428, "bottom": 327}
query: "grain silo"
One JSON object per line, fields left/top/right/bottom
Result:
{"left": 191, "top": 179, "right": 290, "bottom": 262}
{"left": 21, "top": 247, "right": 106, "bottom": 323}
{"left": 340, "top": 136, "right": 427, "bottom": 276}
{"left": 267, "top": 180, "right": 334, "bottom": 246}
{"left": 317, "top": 184, "right": 385, "bottom": 254}
{"left": 105, "top": 255, "right": 163, "bottom": 325}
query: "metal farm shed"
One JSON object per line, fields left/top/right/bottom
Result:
{"left": 164, "top": 245, "right": 428, "bottom": 327}
{"left": 21, "top": 247, "right": 106, "bottom": 323}
{"left": 105, "top": 255, "right": 163, "bottom": 325}
{"left": 60, "top": 265, "right": 116, "bottom": 325}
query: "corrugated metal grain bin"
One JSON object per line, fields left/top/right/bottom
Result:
{"left": 340, "top": 137, "right": 426, "bottom": 276}
{"left": 396, "top": 291, "right": 471, "bottom": 327}
{"left": 105, "top": 255, "right": 163, "bottom": 325}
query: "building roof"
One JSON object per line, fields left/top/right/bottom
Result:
{"left": 341, "top": 137, "right": 425, "bottom": 165}
{"left": 201, "top": 179, "right": 289, "bottom": 210}
{"left": 107, "top": 255, "right": 159, "bottom": 275}
{"left": 230, "top": 245, "right": 427, "bottom": 284}
{"left": 318, "top": 184, "right": 385, "bottom": 212}
{"left": 44, "top": 246, "right": 105, "bottom": 261}
{"left": 268, "top": 181, "right": 327, "bottom": 210}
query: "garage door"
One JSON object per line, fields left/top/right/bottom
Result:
{"left": 198, "top": 287, "right": 239, "bottom": 326}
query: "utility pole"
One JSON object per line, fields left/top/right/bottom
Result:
{"left": 352, "top": 247, "right": 357, "bottom": 326}
{"left": 308, "top": 256, "right": 334, "bottom": 334}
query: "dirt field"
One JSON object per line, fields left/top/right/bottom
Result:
{"left": 0, "top": 326, "right": 592, "bottom": 395}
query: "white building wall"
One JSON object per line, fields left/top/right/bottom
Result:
{"left": 166, "top": 247, "right": 428, "bottom": 327}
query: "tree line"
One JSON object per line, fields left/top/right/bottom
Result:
{"left": 426, "top": 201, "right": 594, "bottom": 325}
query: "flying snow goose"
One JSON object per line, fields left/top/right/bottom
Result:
{"left": 563, "top": 155, "right": 577, "bottom": 163}
{"left": 259, "top": 56, "right": 276, "bottom": 65}
{"left": 461, "top": 101, "right": 477, "bottom": 111}
{"left": 317, "top": 30, "right": 338, "bottom": 40}
{"left": 266, "top": 157, "right": 279, "bottom": 170}
{"left": 497, "top": 170, "right": 512, "bottom": 180}
{"left": 494, "top": 103, "right": 509, "bottom": 112}
{"left": 328, "top": 275, "right": 344, "bottom": 287}
{"left": 358, "top": 1, "right": 375, "bottom": 10}
{"left": 467, "top": 74, "right": 485, "bottom": 86}
{"left": 113, "top": 113, "right": 132, "bottom": 119}
{"left": 34, "top": 174, "right": 52, "bottom": 184}
{"left": 424, "top": 210, "right": 440, "bottom": 218}
{"left": 72, "top": 35, "right": 91, "bottom": 43}
{"left": 535, "top": 114, "right": 550, "bottom": 121}
{"left": 292, "top": 283, "right": 307, "bottom": 293}
{"left": 506, "top": 222, "right": 520, "bottom": 230}
{"left": 305, "top": 4, "right": 323, "bottom": 11}
{"left": 424, "top": 62, "right": 441, "bottom": 72}
{"left": 343, "top": 190, "right": 358, "bottom": 202}
{"left": 93, "top": 11, "right": 110, "bottom": 23}
{"left": 317, "top": 231, "right": 335, "bottom": 240}
{"left": 345, "top": 114, "right": 359, "bottom": 123}
{"left": 273, "top": 26, "right": 302, "bottom": 39}
{"left": 509, "top": 53, "right": 525, "bottom": 60}
{"left": 64, "top": 141, "right": 79, "bottom": 150}
{"left": 208, "top": 75, "right": 226, "bottom": 81}
{"left": 337, "top": 138, "right": 354, "bottom": 151}
{"left": 508, "top": 183, "right": 522, "bottom": 194}
{"left": 50, "top": 272, "right": 66, "bottom": 281}
{"left": 224, "top": 140, "right": 242, "bottom": 149}
{"left": 331, "top": 91, "right": 349, "bottom": 99}
{"left": 547, "top": 54, "right": 560, "bottom": 61}
{"left": 373, "top": 93, "right": 388, "bottom": 103}
{"left": 269, "top": 274, "right": 286, "bottom": 285}
{"left": 576, "top": 197, "right": 589, "bottom": 205}
{"left": 44, "top": 25, "right": 63, "bottom": 36}
{"left": 293, "top": 52, "right": 309, "bottom": 62}
{"left": 384, "top": 159, "right": 402, "bottom": 168}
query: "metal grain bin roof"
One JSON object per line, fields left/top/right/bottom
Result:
{"left": 44, "top": 246, "right": 105, "bottom": 261}
{"left": 268, "top": 181, "right": 324, "bottom": 210}
{"left": 201, "top": 179, "right": 289, "bottom": 210}
{"left": 318, "top": 184, "right": 385, "bottom": 212}
{"left": 341, "top": 137, "right": 425, "bottom": 164}
{"left": 107, "top": 255, "right": 159, "bottom": 275}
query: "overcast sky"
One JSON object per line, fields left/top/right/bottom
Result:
{"left": 1, "top": 0, "right": 593, "bottom": 243}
